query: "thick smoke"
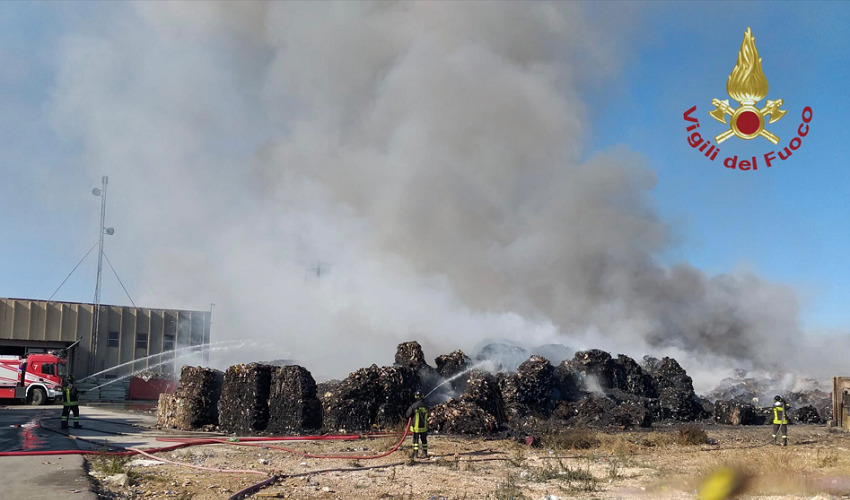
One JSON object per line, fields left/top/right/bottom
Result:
{"left": 48, "top": 2, "right": 835, "bottom": 390}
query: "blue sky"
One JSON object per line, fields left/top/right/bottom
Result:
{"left": 1, "top": 1, "right": 848, "bottom": 344}
{"left": 587, "top": 2, "right": 850, "bottom": 333}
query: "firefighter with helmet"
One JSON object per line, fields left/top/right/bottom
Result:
{"left": 61, "top": 375, "right": 82, "bottom": 429}
{"left": 405, "top": 389, "right": 429, "bottom": 458}
{"left": 772, "top": 395, "right": 790, "bottom": 446}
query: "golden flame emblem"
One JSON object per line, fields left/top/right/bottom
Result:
{"left": 709, "top": 28, "right": 786, "bottom": 144}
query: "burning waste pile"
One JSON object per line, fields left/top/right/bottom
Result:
{"left": 157, "top": 340, "right": 829, "bottom": 436}
{"left": 707, "top": 370, "right": 830, "bottom": 425}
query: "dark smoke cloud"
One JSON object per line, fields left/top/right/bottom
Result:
{"left": 47, "top": 2, "right": 838, "bottom": 390}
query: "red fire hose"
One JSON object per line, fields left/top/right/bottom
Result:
{"left": 0, "top": 420, "right": 412, "bottom": 461}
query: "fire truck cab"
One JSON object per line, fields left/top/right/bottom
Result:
{"left": 0, "top": 353, "right": 67, "bottom": 405}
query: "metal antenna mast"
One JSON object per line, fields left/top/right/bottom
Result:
{"left": 90, "top": 176, "right": 114, "bottom": 373}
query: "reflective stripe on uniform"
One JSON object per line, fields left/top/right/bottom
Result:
{"left": 63, "top": 387, "right": 78, "bottom": 407}
{"left": 410, "top": 406, "right": 428, "bottom": 433}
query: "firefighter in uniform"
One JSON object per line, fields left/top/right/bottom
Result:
{"left": 61, "top": 375, "right": 82, "bottom": 429}
{"left": 772, "top": 395, "right": 789, "bottom": 446}
{"left": 405, "top": 390, "right": 429, "bottom": 459}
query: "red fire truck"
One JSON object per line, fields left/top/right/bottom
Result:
{"left": 0, "top": 353, "right": 67, "bottom": 405}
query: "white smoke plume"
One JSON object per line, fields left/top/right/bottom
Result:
{"left": 47, "top": 2, "right": 839, "bottom": 390}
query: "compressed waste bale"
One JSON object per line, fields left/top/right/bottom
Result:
{"left": 572, "top": 349, "right": 626, "bottom": 392}
{"left": 516, "top": 355, "right": 555, "bottom": 417}
{"left": 395, "top": 341, "right": 427, "bottom": 368}
{"left": 461, "top": 371, "right": 506, "bottom": 426}
{"left": 713, "top": 400, "right": 759, "bottom": 425}
{"left": 435, "top": 350, "right": 472, "bottom": 392}
{"left": 156, "top": 393, "right": 178, "bottom": 428}
{"left": 429, "top": 399, "right": 497, "bottom": 435}
{"left": 375, "top": 365, "right": 419, "bottom": 426}
{"left": 316, "top": 379, "right": 342, "bottom": 424}
{"left": 497, "top": 372, "right": 520, "bottom": 422}
{"left": 174, "top": 366, "right": 223, "bottom": 428}
{"left": 266, "top": 365, "right": 322, "bottom": 433}
{"left": 323, "top": 365, "right": 383, "bottom": 432}
{"left": 643, "top": 356, "right": 693, "bottom": 393}
{"left": 394, "top": 340, "right": 441, "bottom": 394}
{"left": 156, "top": 366, "right": 223, "bottom": 430}
{"left": 792, "top": 404, "right": 821, "bottom": 424}
{"left": 552, "top": 361, "right": 582, "bottom": 402}
{"left": 617, "top": 354, "right": 657, "bottom": 397}
{"left": 218, "top": 363, "right": 273, "bottom": 434}
{"left": 643, "top": 356, "right": 704, "bottom": 421}
{"left": 323, "top": 364, "right": 421, "bottom": 432}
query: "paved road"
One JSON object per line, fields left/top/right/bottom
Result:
{"left": 0, "top": 403, "right": 223, "bottom": 499}
{"left": 0, "top": 405, "right": 97, "bottom": 500}
{"left": 0, "top": 404, "right": 79, "bottom": 452}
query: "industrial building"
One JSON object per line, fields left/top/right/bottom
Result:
{"left": 0, "top": 297, "right": 211, "bottom": 381}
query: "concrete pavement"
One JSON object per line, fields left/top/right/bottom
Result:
{"left": 1, "top": 403, "right": 225, "bottom": 499}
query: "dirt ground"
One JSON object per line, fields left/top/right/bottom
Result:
{"left": 87, "top": 424, "right": 850, "bottom": 499}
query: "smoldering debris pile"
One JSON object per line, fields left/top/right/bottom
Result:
{"left": 707, "top": 371, "right": 831, "bottom": 425}
{"left": 430, "top": 399, "right": 497, "bottom": 434}
{"left": 156, "top": 340, "right": 829, "bottom": 436}
{"left": 320, "top": 364, "right": 420, "bottom": 432}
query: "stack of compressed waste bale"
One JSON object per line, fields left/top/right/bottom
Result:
{"left": 156, "top": 366, "right": 222, "bottom": 430}
{"left": 218, "top": 363, "right": 273, "bottom": 435}
{"left": 375, "top": 365, "right": 418, "bottom": 426}
{"left": 571, "top": 349, "right": 627, "bottom": 392}
{"left": 461, "top": 371, "right": 506, "bottom": 426}
{"left": 497, "top": 372, "right": 520, "bottom": 422}
{"left": 643, "top": 356, "right": 706, "bottom": 421}
{"left": 395, "top": 340, "right": 441, "bottom": 393}
{"left": 516, "top": 355, "right": 556, "bottom": 417}
{"left": 322, "top": 365, "right": 384, "bottom": 432}
{"left": 266, "top": 365, "right": 322, "bottom": 433}
{"left": 434, "top": 350, "right": 472, "bottom": 392}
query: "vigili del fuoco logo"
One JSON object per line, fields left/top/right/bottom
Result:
{"left": 683, "top": 28, "right": 813, "bottom": 171}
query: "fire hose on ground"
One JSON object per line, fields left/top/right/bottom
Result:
{"left": 0, "top": 418, "right": 413, "bottom": 498}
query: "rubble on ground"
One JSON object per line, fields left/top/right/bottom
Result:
{"left": 429, "top": 399, "right": 497, "bottom": 434}
{"left": 792, "top": 404, "right": 822, "bottom": 424}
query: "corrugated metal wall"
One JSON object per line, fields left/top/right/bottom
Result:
{"left": 0, "top": 298, "right": 210, "bottom": 379}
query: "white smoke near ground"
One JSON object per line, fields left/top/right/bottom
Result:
{"left": 46, "top": 2, "right": 843, "bottom": 392}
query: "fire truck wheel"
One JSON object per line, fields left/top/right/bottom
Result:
{"left": 29, "top": 387, "right": 47, "bottom": 406}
